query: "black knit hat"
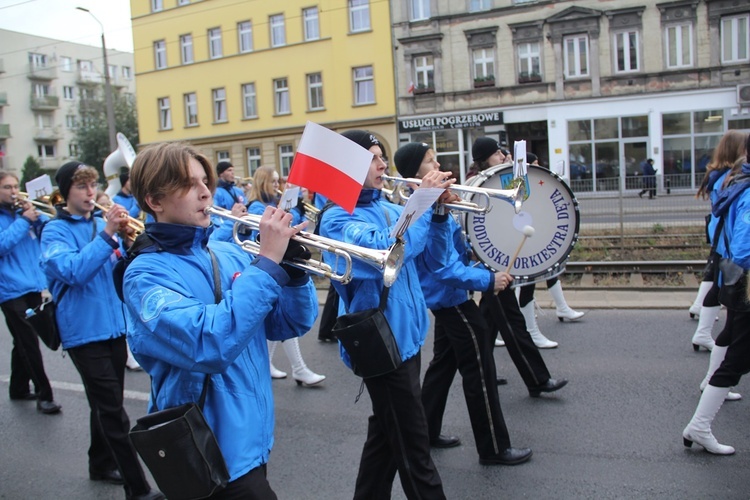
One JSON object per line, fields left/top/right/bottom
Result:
{"left": 472, "top": 137, "right": 501, "bottom": 163}
{"left": 341, "top": 130, "right": 380, "bottom": 151}
{"left": 216, "top": 161, "right": 233, "bottom": 175}
{"left": 55, "top": 161, "right": 86, "bottom": 200}
{"left": 394, "top": 142, "right": 431, "bottom": 179}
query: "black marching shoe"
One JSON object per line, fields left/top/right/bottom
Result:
{"left": 430, "top": 434, "right": 461, "bottom": 448}
{"left": 528, "top": 378, "right": 568, "bottom": 398}
{"left": 127, "top": 490, "right": 166, "bottom": 500}
{"left": 89, "top": 469, "right": 124, "bottom": 485}
{"left": 479, "top": 447, "right": 533, "bottom": 466}
{"left": 36, "top": 400, "right": 61, "bottom": 414}
{"left": 496, "top": 377, "right": 508, "bottom": 386}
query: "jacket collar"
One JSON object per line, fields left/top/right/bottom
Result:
{"left": 145, "top": 223, "right": 211, "bottom": 256}
{"left": 357, "top": 188, "right": 381, "bottom": 205}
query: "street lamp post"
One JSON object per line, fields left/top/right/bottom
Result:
{"left": 76, "top": 7, "right": 117, "bottom": 152}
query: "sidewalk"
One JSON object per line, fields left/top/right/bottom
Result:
{"left": 315, "top": 287, "right": 698, "bottom": 310}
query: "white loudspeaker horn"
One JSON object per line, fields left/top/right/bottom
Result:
{"left": 104, "top": 132, "right": 137, "bottom": 197}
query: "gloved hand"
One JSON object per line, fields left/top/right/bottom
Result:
{"left": 281, "top": 239, "right": 311, "bottom": 279}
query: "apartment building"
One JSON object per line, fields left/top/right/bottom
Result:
{"left": 131, "top": 0, "right": 397, "bottom": 178}
{"left": 0, "top": 29, "right": 135, "bottom": 176}
{"left": 392, "top": 0, "right": 750, "bottom": 192}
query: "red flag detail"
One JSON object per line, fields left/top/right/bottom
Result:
{"left": 289, "top": 153, "right": 363, "bottom": 213}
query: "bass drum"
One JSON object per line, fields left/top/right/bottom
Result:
{"left": 462, "top": 164, "right": 580, "bottom": 286}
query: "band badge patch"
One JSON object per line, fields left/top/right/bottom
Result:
{"left": 141, "top": 286, "right": 182, "bottom": 322}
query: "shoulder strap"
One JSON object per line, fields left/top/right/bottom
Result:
{"left": 197, "top": 248, "right": 223, "bottom": 409}
{"left": 223, "top": 184, "right": 239, "bottom": 204}
{"left": 314, "top": 200, "right": 336, "bottom": 235}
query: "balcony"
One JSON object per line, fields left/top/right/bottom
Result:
{"left": 77, "top": 70, "right": 103, "bottom": 85}
{"left": 0, "top": 123, "right": 10, "bottom": 139}
{"left": 38, "top": 157, "right": 60, "bottom": 169}
{"left": 27, "top": 64, "right": 57, "bottom": 80}
{"left": 0, "top": 92, "right": 7, "bottom": 107}
{"left": 33, "top": 126, "right": 62, "bottom": 141}
{"left": 30, "top": 95, "right": 59, "bottom": 110}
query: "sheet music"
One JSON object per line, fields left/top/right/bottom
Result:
{"left": 513, "top": 141, "right": 527, "bottom": 178}
{"left": 279, "top": 186, "right": 300, "bottom": 212}
{"left": 25, "top": 175, "right": 54, "bottom": 200}
{"left": 389, "top": 187, "right": 444, "bottom": 239}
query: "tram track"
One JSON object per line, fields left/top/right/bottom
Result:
{"left": 563, "top": 260, "right": 705, "bottom": 290}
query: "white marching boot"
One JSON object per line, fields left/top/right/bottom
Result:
{"left": 548, "top": 281, "right": 584, "bottom": 321}
{"left": 691, "top": 306, "right": 718, "bottom": 352}
{"left": 689, "top": 281, "right": 713, "bottom": 319}
{"left": 267, "top": 341, "right": 287, "bottom": 379}
{"left": 282, "top": 337, "right": 325, "bottom": 387}
{"left": 682, "top": 385, "right": 735, "bottom": 455}
{"left": 495, "top": 338, "right": 506, "bottom": 347}
{"left": 125, "top": 341, "right": 143, "bottom": 371}
{"left": 699, "top": 345, "right": 742, "bottom": 401}
{"left": 520, "top": 301, "right": 558, "bottom": 349}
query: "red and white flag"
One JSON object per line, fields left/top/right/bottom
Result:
{"left": 407, "top": 81, "right": 415, "bottom": 94}
{"left": 288, "top": 121, "right": 373, "bottom": 213}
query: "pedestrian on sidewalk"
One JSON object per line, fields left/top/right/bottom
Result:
{"left": 638, "top": 159, "right": 657, "bottom": 199}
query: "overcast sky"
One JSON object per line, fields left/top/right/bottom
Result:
{"left": 0, "top": 0, "right": 134, "bottom": 52}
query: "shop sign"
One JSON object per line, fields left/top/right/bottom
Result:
{"left": 399, "top": 111, "right": 503, "bottom": 132}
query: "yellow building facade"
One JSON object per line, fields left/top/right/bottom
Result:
{"left": 131, "top": 0, "right": 397, "bottom": 178}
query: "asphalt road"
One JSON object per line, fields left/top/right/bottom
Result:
{"left": 1, "top": 307, "right": 749, "bottom": 499}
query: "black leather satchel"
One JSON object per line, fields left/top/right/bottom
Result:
{"left": 332, "top": 286, "right": 402, "bottom": 379}
{"left": 714, "top": 218, "right": 750, "bottom": 311}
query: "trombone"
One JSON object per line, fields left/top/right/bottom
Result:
{"left": 206, "top": 206, "right": 404, "bottom": 286}
{"left": 92, "top": 201, "right": 145, "bottom": 241}
{"left": 381, "top": 174, "right": 526, "bottom": 214}
{"left": 14, "top": 192, "right": 56, "bottom": 218}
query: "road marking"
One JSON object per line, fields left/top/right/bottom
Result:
{"left": 0, "top": 374, "right": 150, "bottom": 401}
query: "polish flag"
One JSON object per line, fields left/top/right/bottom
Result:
{"left": 288, "top": 122, "right": 373, "bottom": 213}
{"left": 407, "top": 81, "right": 415, "bottom": 94}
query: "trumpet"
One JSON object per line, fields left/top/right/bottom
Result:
{"left": 14, "top": 192, "right": 56, "bottom": 218}
{"left": 92, "top": 201, "right": 145, "bottom": 240}
{"left": 381, "top": 174, "right": 526, "bottom": 214}
{"left": 206, "top": 206, "right": 404, "bottom": 286}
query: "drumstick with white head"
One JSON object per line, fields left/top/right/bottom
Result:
{"left": 506, "top": 225, "right": 535, "bottom": 274}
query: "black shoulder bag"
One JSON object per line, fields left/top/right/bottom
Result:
{"left": 129, "top": 248, "right": 230, "bottom": 500}
{"left": 714, "top": 218, "right": 750, "bottom": 312}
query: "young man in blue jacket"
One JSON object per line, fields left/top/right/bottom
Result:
{"left": 40, "top": 162, "right": 162, "bottom": 500}
{"left": 319, "top": 130, "right": 455, "bottom": 499}
{"left": 0, "top": 171, "right": 60, "bottom": 413}
{"left": 393, "top": 142, "right": 533, "bottom": 466}
{"left": 123, "top": 142, "right": 318, "bottom": 498}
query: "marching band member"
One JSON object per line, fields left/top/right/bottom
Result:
{"left": 112, "top": 170, "right": 141, "bottom": 219}
{"left": 393, "top": 142, "right": 533, "bottom": 466}
{"left": 318, "top": 130, "right": 454, "bottom": 499}
{"left": 214, "top": 160, "right": 246, "bottom": 209}
{"left": 0, "top": 171, "right": 60, "bottom": 414}
{"left": 122, "top": 142, "right": 317, "bottom": 497}
{"left": 40, "top": 162, "right": 161, "bottom": 500}
{"left": 247, "top": 166, "right": 325, "bottom": 387}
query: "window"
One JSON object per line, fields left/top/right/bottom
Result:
{"left": 184, "top": 92, "right": 198, "bottom": 126}
{"left": 721, "top": 14, "right": 749, "bottom": 64}
{"left": 178, "top": 0, "right": 190, "bottom": 4}
{"left": 122, "top": 66, "right": 132, "bottom": 79}
{"left": 212, "top": 88, "right": 227, "bottom": 122}
{"left": 238, "top": 21, "right": 253, "bottom": 53}
{"left": 472, "top": 48, "right": 494, "bottom": 80}
{"left": 217, "top": 151, "right": 230, "bottom": 162}
{"left": 307, "top": 73, "right": 324, "bottom": 110}
{"left": 29, "top": 53, "right": 47, "bottom": 67}
{"left": 180, "top": 34, "right": 194, "bottom": 64}
{"left": 69, "top": 143, "right": 79, "bottom": 157}
{"left": 353, "top": 66, "right": 374, "bottom": 105}
{"left": 246, "top": 147, "right": 262, "bottom": 175}
{"left": 79, "top": 60, "right": 93, "bottom": 72}
{"left": 414, "top": 55, "right": 434, "bottom": 90}
{"left": 279, "top": 144, "right": 294, "bottom": 176}
{"left": 60, "top": 56, "right": 72, "bottom": 72}
{"left": 517, "top": 42, "right": 541, "bottom": 82}
{"left": 154, "top": 40, "right": 167, "bottom": 70}
{"left": 274, "top": 78, "right": 290, "bottom": 115}
{"left": 33, "top": 83, "right": 50, "bottom": 98}
{"left": 469, "top": 0, "right": 490, "bottom": 12}
{"left": 665, "top": 24, "right": 693, "bottom": 68}
{"left": 410, "top": 0, "right": 430, "bottom": 21}
{"left": 151, "top": 0, "right": 163, "bottom": 12}
{"left": 37, "top": 144, "right": 55, "bottom": 159}
{"left": 303, "top": 7, "right": 320, "bottom": 41}
{"left": 614, "top": 30, "right": 639, "bottom": 73}
{"left": 158, "top": 97, "right": 171, "bottom": 130}
{"left": 349, "top": 0, "right": 370, "bottom": 32}
{"left": 208, "top": 28, "right": 223, "bottom": 59}
{"left": 80, "top": 87, "right": 95, "bottom": 100}
{"left": 242, "top": 83, "right": 257, "bottom": 118}
{"left": 563, "top": 34, "right": 589, "bottom": 78}
{"left": 34, "top": 113, "right": 53, "bottom": 128}
{"left": 65, "top": 115, "right": 78, "bottom": 129}
{"left": 108, "top": 65, "right": 117, "bottom": 79}
{"left": 270, "top": 14, "right": 286, "bottom": 47}
{"left": 63, "top": 86, "right": 75, "bottom": 100}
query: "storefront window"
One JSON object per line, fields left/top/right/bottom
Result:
{"left": 595, "top": 142, "right": 620, "bottom": 191}
{"left": 594, "top": 118, "right": 618, "bottom": 140}
{"left": 568, "top": 143, "right": 592, "bottom": 192}
{"left": 663, "top": 112, "right": 691, "bottom": 135}
{"left": 568, "top": 120, "right": 591, "bottom": 141}
{"left": 622, "top": 115, "right": 648, "bottom": 137}
{"left": 694, "top": 110, "right": 724, "bottom": 134}
{"left": 663, "top": 110, "right": 725, "bottom": 190}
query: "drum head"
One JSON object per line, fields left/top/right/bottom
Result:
{"left": 463, "top": 165, "right": 580, "bottom": 285}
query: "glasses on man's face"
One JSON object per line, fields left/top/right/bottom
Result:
{"left": 73, "top": 181, "right": 101, "bottom": 192}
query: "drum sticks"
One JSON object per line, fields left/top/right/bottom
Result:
{"left": 506, "top": 225, "right": 535, "bottom": 273}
